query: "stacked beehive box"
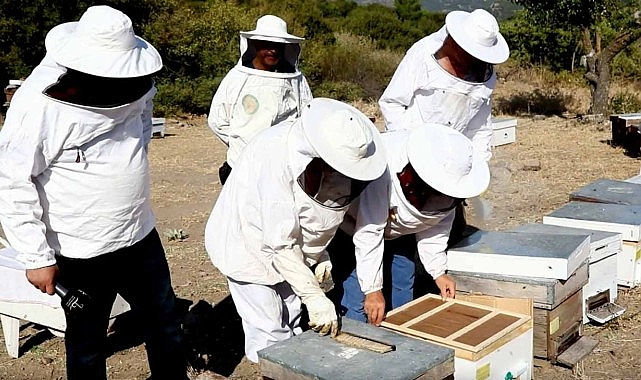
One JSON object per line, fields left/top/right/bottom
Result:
{"left": 544, "top": 179, "right": 641, "bottom": 288}
{"left": 510, "top": 223, "right": 624, "bottom": 325}
{"left": 446, "top": 230, "right": 596, "bottom": 366}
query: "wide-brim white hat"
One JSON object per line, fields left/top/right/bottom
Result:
{"left": 240, "top": 15, "right": 304, "bottom": 44}
{"left": 301, "top": 98, "right": 386, "bottom": 181}
{"left": 406, "top": 124, "right": 490, "bottom": 199}
{"left": 445, "top": 9, "right": 509, "bottom": 65}
{"left": 45, "top": 5, "right": 163, "bottom": 78}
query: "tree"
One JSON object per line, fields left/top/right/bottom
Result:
{"left": 511, "top": 0, "right": 641, "bottom": 114}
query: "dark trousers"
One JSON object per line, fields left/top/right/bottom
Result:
{"left": 327, "top": 230, "right": 425, "bottom": 321}
{"left": 56, "top": 229, "right": 187, "bottom": 380}
{"left": 218, "top": 161, "right": 232, "bottom": 185}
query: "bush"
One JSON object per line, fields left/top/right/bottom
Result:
{"left": 303, "top": 33, "right": 402, "bottom": 100}
{"left": 314, "top": 81, "right": 364, "bottom": 102}
{"left": 610, "top": 91, "right": 641, "bottom": 114}
{"left": 154, "top": 76, "right": 222, "bottom": 116}
{"left": 495, "top": 88, "right": 570, "bottom": 116}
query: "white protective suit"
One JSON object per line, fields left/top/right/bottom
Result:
{"left": 0, "top": 56, "right": 156, "bottom": 269}
{"left": 204, "top": 119, "right": 351, "bottom": 361}
{"left": 378, "top": 26, "right": 496, "bottom": 161}
{"left": 207, "top": 33, "right": 313, "bottom": 168}
{"left": 341, "top": 130, "right": 455, "bottom": 290}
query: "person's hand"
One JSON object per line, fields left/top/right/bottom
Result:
{"left": 314, "top": 260, "right": 334, "bottom": 293}
{"left": 364, "top": 290, "right": 385, "bottom": 326}
{"left": 26, "top": 265, "right": 58, "bottom": 295}
{"left": 434, "top": 274, "right": 456, "bottom": 300}
{"left": 306, "top": 296, "right": 340, "bottom": 337}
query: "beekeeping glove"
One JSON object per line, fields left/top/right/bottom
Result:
{"left": 305, "top": 250, "right": 334, "bottom": 293}
{"left": 272, "top": 245, "right": 339, "bottom": 336}
{"left": 306, "top": 295, "right": 340, "bottom": 337}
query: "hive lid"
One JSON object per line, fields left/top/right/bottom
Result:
{"left": 544, "top": 201, "right": 641, "bottom": 242}
{"left": 447, "top": 230, "right": 590, "bottom": 280}
{"left": 570, "top": 178, "right": 641, "bottom": 206}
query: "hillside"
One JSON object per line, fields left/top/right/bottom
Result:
{"left": 354, "top": 0, "right": 520, "bottom": 19}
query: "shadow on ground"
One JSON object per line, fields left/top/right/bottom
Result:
{"left": 182, "top": 296, "right": 245, "bottom": 377}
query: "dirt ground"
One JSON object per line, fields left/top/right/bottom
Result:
{"left": 2, "top": 103, "right": 641, "bottom": 379}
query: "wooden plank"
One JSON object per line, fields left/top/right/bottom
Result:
{"left": 532, "top": 289, "right": 583, "bottom": 361}
{"left": 544, "top": 201, "right": 641, "bottom": 242}
{"left": 570, "top": 178, "right": 641, "bottom": 206}
{"left": 448, "top": 230, "right": 590, "bottom": 280}
{"left": 556, "top": 336, "right": 599, "bottom": 367}
{"left": 451, "top": 261, "right": 588, "bottom": 309}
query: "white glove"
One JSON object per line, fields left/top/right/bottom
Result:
{"left": 306, "top": 296, "right": 339, "bottom": 337}
{"left": 314, "top": 260, "right": 334, "bottom": 293}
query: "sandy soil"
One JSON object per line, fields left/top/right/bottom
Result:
{"left": 1, "top": 105, "right": 641, "bottom": 379}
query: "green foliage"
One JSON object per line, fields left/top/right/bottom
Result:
{"left": 510, "top": 0, "right": 616, "bottom": 28}
{"left": 154, "top": 76, "right": 222, "bottom": 116}
{"left": 314, "top": 81, "right": 364, "bottom": 102}
{"left": 500, "top": 10, "right": 579, "bottom": 71}
{"left": 303, "top": 33, "right": 402, "bottom": 101}
{"left": 610, "top": 91, "right": 641, "bottom": 114}
{"left": 395, "top": 0, "right": 422, "bottom": 21}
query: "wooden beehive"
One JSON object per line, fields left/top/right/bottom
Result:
{"left": 450, "top": 261, "right": 588, "bottom": 310}
{"left": 258, "top": 317, "right": 454, "bottom": 380}
{"left": 511, "top": 223, "right": 624, "bottom": 324}
{"left": 610, "top": 113, "right": 641, "bottom": 147}
{"left": 491, "top": 117, "right": 517, "bottom": 147}
{"left": 447, "top": 230, "right": 590, "bottom": 281}
{"left": 544, "top": 202, "right": 641, "bottom": 287}
{"left": 382, "top": 294, "right": 533, "bottom": 380}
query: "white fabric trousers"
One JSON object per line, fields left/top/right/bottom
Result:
{"left": 227, "top": 278, "right": 303, "bottom": 362}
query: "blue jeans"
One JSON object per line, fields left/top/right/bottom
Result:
{"left": 328, "top": 231, "right": 416, "bottom": 322}
{"left": 56, "top": 229, "right": 187, "bottom": 380}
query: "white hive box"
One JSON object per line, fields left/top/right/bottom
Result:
{"left": 152, "top": 117, "right": 166, "bottom": 138}
{"left": 511, "top": 223, "right": 624, "bottom": 324}
{"left": 382, "top": 294, "right": 533, "bottom": 380}
{"left": 0, "top": 247, "right": 130, "bottom": 358}
{"left": 543, "top": 201, "right": 641, "bottom": 287}
{"left": 491, "top": 117, "right": 517, "bottom": 147}
{"left": 447, "top": 230, "right": 590, "bottom": 280}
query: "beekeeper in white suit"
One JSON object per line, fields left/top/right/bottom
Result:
{"left": 204, "top": 98, "right": 386, "bottom": 363}
{"left": 208, "top": 14, "right": 313, "bottom": 184}
{"left": 329, "top": 124, "right": 490, "bottom": 325}
{"left": 378, "top": 9, "right": 509, "bottom": 161}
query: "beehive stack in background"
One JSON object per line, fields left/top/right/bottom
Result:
{"left": 446, "top": 230, "right": 595, "bottom": 366}
{"left": 509, "top": 223, "right": 624, "bottom": 325}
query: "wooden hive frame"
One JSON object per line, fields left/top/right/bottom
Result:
{"left": 381, "top": 294, "right": 532, "bottom": 362}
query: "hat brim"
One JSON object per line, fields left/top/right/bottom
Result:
{"left": 445, "top": 11, "right": 509, "bottom": 65}
{"left": 301, "top": 99, "right": 386, "bottom": 181}
{"left": 45, "top": 22, "right": 163, "bottom": 78}
{"left": 406, "top": 124, "right": 490, "bottom": 199}
{"left": 240, "top": 31, "right": 304, "bottom": 44}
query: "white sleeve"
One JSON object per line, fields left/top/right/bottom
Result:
{"left": 352, "top": 172, "right": 390, "bottom": 294}
{"left": 378, "top": 46, "right": 423, "bottom": 131}
{"left": 252, "top": 163, "right": 325, "bottom": 304}
{"left": 465, "top": 98, "right": 493, "bottom": 162}
{"left": 415, "top": 210, "right": 455, "bottom": 279}
{"left": 207, "top": 72, "right": 238, "bottom": 146}
{"left": 0, "top": 107, "right": 57, "bottom": 269}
